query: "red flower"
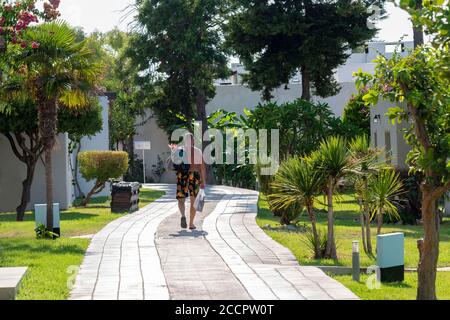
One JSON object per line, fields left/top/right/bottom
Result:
{"left": 31, "top": 41, "right": 40, "bottom": 49}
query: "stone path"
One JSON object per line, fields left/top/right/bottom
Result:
{"left": 70, "top": 184, "right": 358, "bottom": 300}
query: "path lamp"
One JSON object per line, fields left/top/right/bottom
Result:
{"left": 352, "top": 241, "right": 360, "bottom": 282}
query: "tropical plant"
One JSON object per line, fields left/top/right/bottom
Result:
{"left": 368, "top": 169, "right": 405, "bottom": 235}
{"left": 301, "top": 228, "right": 328, "bottom": 259}
{"left": 269, "top": 157, "right": 324, "bottom": 258}
{"left": 348, "top": 135, "right": 382, "bottom": 255}
{"left": 78, "top": 151, "right": 129, "bottom": 206}
{"left": 241, "top": 100, "right": 345, "bottom": 160}
{"left": 17, "top": 21, "right": 102, "bottom": 231}
{"left": 313, "top": 136, "right": 354, "bottom": 260}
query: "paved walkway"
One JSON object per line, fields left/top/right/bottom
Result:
{"left": 70, "top": 184, "right": 358, "bottom": 300}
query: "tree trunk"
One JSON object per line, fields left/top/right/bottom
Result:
{"left": 413, "top": 0, "right": 424, "bottom": 49}
{"left": 81, "top": 181, "right": 105, "bottom": 207}
{"left": 307, "top": 205, "right": 321, "bottom": 259}
{"left": 73, "top": 142, "right": 84, "bottom": 198}
{"left": 325, "top": 181, "right": 337, "bottom": 259}
{"left": 16, "top": 161, "right": 37, "bottom": 221}
{"left": 44, "top": 147, "right": 54, "bottom": 231}
{"left": 377, "top": 208, "right": 383, "bottom": 235}
{"left": 301, "top": 65, "right": 311, "bottom": 102}
{"left": 417, "top": 187, "right": 440, "bottom": 300}
{"left": 196, "top": 89, "right": 215, "bottom": 185}
{"left": 364, "top": 180, "right": 373, "bottom": 254}
{"left": 359, "top": 198, "right": 368, "bottom": 253}
{"left": 38, "top": 99, "right": 58, "bottom": 232}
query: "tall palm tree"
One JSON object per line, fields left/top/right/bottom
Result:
{"left": 22, "top": 21, "right": 102, "bottom": 231}
{"left": 349, "top": 135, "right": 382, "bottom": 254}
{"left": 269, "top": 157, "right": 324, "bottom": 258}
{"left": 314, "top": 136, "right": 353, "bottom": 260}
{"left": 369, "top": 169, "right": 405, "bottom": 235}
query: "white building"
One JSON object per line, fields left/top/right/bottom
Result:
{"left": 0, "top": 95, "right": 111, "bottom": 212}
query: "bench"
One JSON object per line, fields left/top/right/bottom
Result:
{"left": 0, "top": 267, "right": 28, "bottom": 300}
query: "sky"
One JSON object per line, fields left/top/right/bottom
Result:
{"left": 58, "top": 0, "right": 414, "bottom": 42}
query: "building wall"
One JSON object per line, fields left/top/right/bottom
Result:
{"left": 0, "top": 133, "right": 72, "bottom": 212}
{"left": 370, "top": 100, "right": 411, "bottom": 169}
{"left": 72, "top": 95, "right": 111, "bottom": 198}
{"left": 0, "top": 95, "right": 110, "bottom": 213}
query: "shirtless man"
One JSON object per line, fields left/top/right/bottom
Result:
{"left": 170, "top": 133, "right": 206, "bottom": 230}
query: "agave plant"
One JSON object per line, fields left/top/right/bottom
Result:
{"left": 269, "top": 156, "right": 324, "bottom": 258}
{"left": 368, "top": 169, "right": 405, "bottom": 235}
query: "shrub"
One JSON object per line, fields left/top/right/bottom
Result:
{"left": 301, "top": 228, "right": 328, "bottom": 259}
{"left": 268, "top": 198, "right": 302, "bottom": 225}
{"left": 394, "top": 169, "right": 423, "bottom": 225}
{"left": 78, "top": 151, "right": 129, "bottom": 206}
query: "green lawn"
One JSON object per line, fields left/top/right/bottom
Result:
{"left": 333, "top": 273, "right": 450, "bottom": 300}
{"left": 257, "top": 192, "right": 450, "bottom": 300}
{"left": 0, "top": 188, "right": 164, "bottom": 300}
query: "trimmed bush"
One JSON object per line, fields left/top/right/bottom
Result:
{"left": 78, "top": 151, "right": 129, "bottom": 206}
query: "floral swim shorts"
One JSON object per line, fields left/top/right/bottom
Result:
{"left": 176, "top": 171, "right": 201, "bottom": 199}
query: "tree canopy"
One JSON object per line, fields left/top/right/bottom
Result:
{"left": 224, "top": 0, "right": 384, "bottom": 101}
{"left": 128, "top": 0, "right": 230, "bottom": 134}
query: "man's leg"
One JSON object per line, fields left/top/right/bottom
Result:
{"left": 189, "top": 196, "right": 196, "bottom": 229}
{"left": 179, "top": 198, "right": 188, "bottom": 229}
{"left": 178, "top": 198, "right": 186, "bottom": 217}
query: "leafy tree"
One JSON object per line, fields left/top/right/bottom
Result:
{"left": 313, "top": 136, "right": 354, "bottom": 260}
{"left": 342, "top": 92, "right": 371, "bottom": 138}
{"left": 368, "top": 169, "right": 405, "bottom": 235}
{"left": 241, "top": 99, "right": 346, "bottom": 160}
{"left": 356, "top": 45, "right": 449, "bottom": 300}
{"left": 0, "top": 99, "right": 102, "bottom": 220}
{"left": 13, "top": 21, "right": 102, "bottom": 231}
{"left": 128, "top": 0, "right": 230, "bottom": 183}
{"left": 0, "top": 0, "right": 60, "bottom": 53}
{"left": 224, "top": 0, "right": 383, "bottom": 101}
{"left": 269, "top": 156, "right": 324, "bottom": 258}
{"left": 78, "top": 151, "right": 129, "bottom": 206}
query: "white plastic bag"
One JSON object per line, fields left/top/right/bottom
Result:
{"left": 194, "top": 189, "right": 206, "bottom": 212}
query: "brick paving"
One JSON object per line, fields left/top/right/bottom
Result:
{"left": 70, "top": 184, "right": 358, "bottom": 300}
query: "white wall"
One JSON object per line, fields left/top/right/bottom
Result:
{"left": 72, "top": 95, "right": 111, "bottom": 198}
{"left": 0, "top": 134, "right": 72, "bottom": 212}
{"left": 370, "top": 100, "right": 411, "bottom": 169}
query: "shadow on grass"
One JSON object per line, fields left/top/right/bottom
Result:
{"left": 0, "top": 240, "right": 86, "bottom": 257}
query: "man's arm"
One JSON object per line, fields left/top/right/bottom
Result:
{"left": 200, "top": 162, "right": 207, "bottom": 189}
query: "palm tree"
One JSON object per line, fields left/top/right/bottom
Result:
{"left": 349, "top": 135, "right": 381, "bottom": 254}
{"left": 269, "top": 157, "right": 324, "bottom": 258}
{"left": 22, "top": 21, "right": 101, "bottom": 231}
{"left": 314, "top": 136, "right": 353, "bottom": 260}
{"left": 369, "top": 169, "right": 405, "bottom": 235}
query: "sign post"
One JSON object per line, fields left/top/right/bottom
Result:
{"left": 134, "top": 141, "right": 151, "bottom": 184}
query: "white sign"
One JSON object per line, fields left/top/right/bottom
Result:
{"left": 135, "top": 141, "right": 151, "bottom": 150}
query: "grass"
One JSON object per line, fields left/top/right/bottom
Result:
{"left": 0, "top": 188, "right": 164, "bottom": 300}
{"left": 256, "top": 192, "right": 450, "bottom": 300}
{"left": 333, "top": 273, "right": 450, "bottom": 300}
